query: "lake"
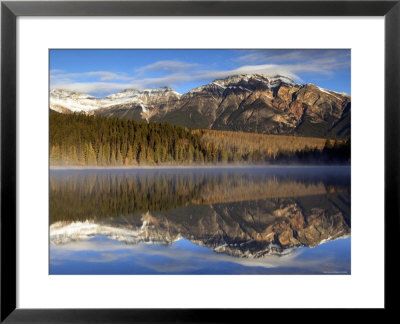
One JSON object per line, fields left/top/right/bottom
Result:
{"left": 49, "top": 166, "right": 351, "bottom": 275}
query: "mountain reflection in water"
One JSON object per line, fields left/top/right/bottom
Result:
{"left": 50, "top": 167, "right": 351, "bottom": 274}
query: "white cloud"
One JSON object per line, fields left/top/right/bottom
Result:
{"left": 50, "top": 82, "right": 138, "bottom": 95}
{"left": 198, "top": 64, "right": 302, "bottom": 81}
{"left": 50, "top": 70, "right": 133, "bottom": 83}
{"left": 50, "top": 69, "right": 65, "bottom": 74}
{"left": 135, "top": 60, "right": 200, "bottom": 74}
{"left": 235, "top": 49, "right": 350, "bottom": 76}
{"left": 50, "top": 51, "right": 350, "bottom": 95}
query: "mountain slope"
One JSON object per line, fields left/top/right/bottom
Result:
{"left": 50, "top": 74, "right": 351, "bottom": 138}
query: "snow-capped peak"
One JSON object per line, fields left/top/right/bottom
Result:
{"left": 211, "top": 73, "right": 296, "bottom": 89}
{"left": 142, "top": 86, "right": 176, "bottom": 94}
{"left": 50, "top": 85, "right": 182, "bottom": 114}
{"left": 267, "top": 75, "right": 296, "bottom": 87}
{"left": 106, "top": 89, "right": 141, "bottom": 99}
{"left": 106, "top": 87, "right": 180, "bottom": 99}
{"left": 188, "top": 74, "right": 296, "bottom": 95}
{"left": 49, "top": 74, "right": 299, "bottom": 115}
{"left": 50, "top": 89, "right": 94, "bottom": 99}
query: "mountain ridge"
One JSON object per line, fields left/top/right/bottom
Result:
{"left": 50, "top": 74, "right": 351, "bottom": 139}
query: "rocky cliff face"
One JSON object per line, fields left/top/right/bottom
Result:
{"left": 50, "top": 74, "right": 351, "bottom": 138}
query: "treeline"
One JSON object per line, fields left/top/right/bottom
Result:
{"left": 50, "top": 113, "right": 350, "bottom": 166}
{"left": 196, "top": 129, "right": 327, "bottom": 159}
{"left": 197, "top": 129, "right": 350, "bottom": 164}
{"left": 50, "top": 170, "right": 348, "bottom": 224}
{"left": 274, "top": 138, "right": 351, "bottom": 164}
{"left": 50, "top": 171, "right": 202, "bottom": 223}
{"left": 50, "top": 113, "right": 210, "bottom": 166}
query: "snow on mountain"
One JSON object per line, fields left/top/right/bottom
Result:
{"left": 50, "top": 74, "right": 297, "bottom": 114}
{"left": 49, "top": 219, "right": 301, "bottom": 258}
{"left": 49, "top": 74, "right": 350, "bottom": 139}
{"left": 142, "top": 86, "right": 178, "bottom": 95}
{"left": 212, "top": 73, "right": 296, "bottom": 89}
{"left": 317, "top": 86, "right": 351, "bottom": 100}
{"left": 50, "top": 217, "right": 350, "bottom": 258}
{"left": 50, "top": 219, "right": 172, "bottom": 246}
{"left": 185, "top": 74, "right": 296, "bottom": 98}
{"left": 50, "top": 89, "right": 95, "bottom": 99}
{"left": 50, "top": 87, "right": 181, "bottom": 114}
{"left": 106, "top": 89, "right": 141, "bottom": 99}
{"left": 50, "top": 92, "right": 142, "bottom": 113}
{"left": 268, "top": 75, "right": 296, "bottom": 88}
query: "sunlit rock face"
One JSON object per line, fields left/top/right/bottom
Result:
{"left": 50, "top": 74, "right": 350, "bottom": 138}
{"left": 50, "top": 168, "right": 350, "bottom": 258}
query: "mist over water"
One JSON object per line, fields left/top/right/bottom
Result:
{"left": 50, "top": 166, "right": 351, "bottom": 274}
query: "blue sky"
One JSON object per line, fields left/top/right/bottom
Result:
{"left": 50, "top": 49, "right": 351, "bottom": 97}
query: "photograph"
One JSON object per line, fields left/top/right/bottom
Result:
{"left": 49, "top": 49, "right": 351, "bottom": 275}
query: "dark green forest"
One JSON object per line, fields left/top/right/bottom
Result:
{"left": 50, "top": 170, "right": 350, "bottom": 224}
{"left": 50, "top": 112, "right": 350, "bottom": 166}
{"left": 50, "top": 112, "right": 210, "bottom": 166}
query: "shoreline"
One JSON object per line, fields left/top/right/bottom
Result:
{"left": 50, "top": 164, "right": 351, "bottom": 170}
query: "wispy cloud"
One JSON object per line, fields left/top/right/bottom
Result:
{"left": 235, "top": 49, "right": 350, "bottom": 76}
{"left": 198, "top": 64, "right": 301, "bottom": 81}
{"left": 50, "top": 69, "right": 65, "bottom": 74}
{"left": 50, "top": 70, "right": 133, "bottom": 82}
{"left": 50, "top": 64, "right": 303, "bottom": 95}
{"left": 50, "top": 51, "right": 350, "bottom": 96}
{"left": 50, "top": 60, "right": 200, "bottom": 95}
{"left": 49, "top": 82, "right": 139, "bottom": 95}
{"left": 135, "top": 60, "right": 200, "bottom": 74}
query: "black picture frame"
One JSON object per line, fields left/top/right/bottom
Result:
{"left": 1, "top": 0, "right": 398, "bottom": 321}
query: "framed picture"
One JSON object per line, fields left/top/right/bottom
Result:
{"left": 1, "top": 0, "right": 397, "bottom": 321}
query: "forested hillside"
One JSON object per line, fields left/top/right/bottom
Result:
{"left": 49, "top": 112, "right": 350, "bottom": 166}
{"left": 50, "top": 112, "right": 205, "bottom": 166}
{"left": 195, "top": 129, "right": 327, "bottom": 160}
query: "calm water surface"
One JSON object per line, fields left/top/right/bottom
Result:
{"left": 49, "top": 166, "right": 351, "bottom": 274}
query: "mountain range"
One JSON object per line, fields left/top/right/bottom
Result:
{"left": 50, "top": 74, "right": 351, "bottom": 138}
{"left": 50, "top": 193, "right": 350, "bottom": 258}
